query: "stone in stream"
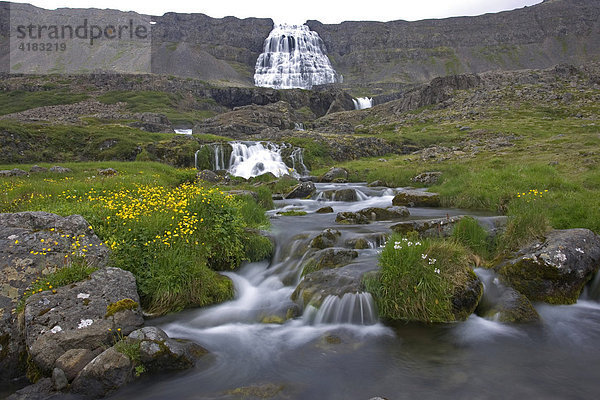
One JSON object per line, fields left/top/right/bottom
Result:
{"left": 391, "top": 215, "right": 465, "bottom": 238}
{"left": 392, "top": 190, "right": 440, "bottom": 207}
{"left": 316, "top": 206, "right": 334, "bottom": 214}
{"left": 477, "top": 285, "right": 540, "bottom": 323}
{"left": 358, "top": 206, "right": 410, "bottom": 221}
{"left": 292, "top": 261, "right": 377, "bottom": 308}
{"left": 310, "top": 229, "right": 341, "bottom": 249}
{"left": 336, "top": 211, "right": 370, "bottom": 225}
{"left": 321, "top": 188, "right": 359, "bottom": 202}
{"left": 301, "top": 248, "right": 359, "bottom": 276}
{"left": 496, "top": 228, "right": 600, "bottom": 304}
{"left": 319, "top": 167, "right": 349, "bottom": 183}
{"left": 284, "top": 181, "right": 316, "bottom": 199}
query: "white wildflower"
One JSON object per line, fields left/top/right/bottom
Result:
{"left": 77, "top": 293, "right": 90, "bottom": 299}
{"left": 428, "top": 258, "right": 437, "bottom": 265}
{"left": 421, "top": 254, "right": 428, "bottom": 259}
{"left": 575, "top": 248, "right": 584, "bottom": 254}
{"left": 8, "top": 235, "right": 18, "bottom": 240}
{"left": 434, "top": 268, "right": 441, "bottom": 274}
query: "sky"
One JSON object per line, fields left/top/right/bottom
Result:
{"left": 11, "top": 0, "right": 544, "bottom": 24}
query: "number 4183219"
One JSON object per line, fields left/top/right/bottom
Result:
{"left": 18, "top": 42, "right": 67, "bottom": 51}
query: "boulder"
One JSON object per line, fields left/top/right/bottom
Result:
{"left": 97, "top": 168, "right": 118, "bottom": 176}
{"left": 451, "top": 271, "right": 484, "bottom": 321}
{"left": 357, "top": 206, "right": 410, "bottom": 221}
{"left": 335, "top": 212, "right": 370, "bottom": 225}
{"left": 310, "top": 229, "right": 341, "bottom": 250}
{"left": 412, "top": 171, "right": 442, "bottom": 185}
{"left": 292, "top": 261, "right": 378, "bottom": 308}
{"left": 197, "top": 169, "right": 221, "bottom": 183}
{"left": 48, "top": 166, "right": 72, "bottom": 174}
{"left": 5, "top": 378, "right": 54, "bottom": 400}
{"left": 0, "top": 168, "right": 28, "bottom": 177}
{"left": 496, "top": 229, "right": 600, "bottom": 304}
{"left": 284, "top": 182, "right": 316, "bottom": 199}
{"left": 70, "top": 347, "right": 134, "bottom": 398}
{"left": 316, "top": 206, "right": 334, "bottom": 214}
{"left": 321, "top": 188, "right": 358, "bottom": 202}
{"left": 301, "top": 248, "right": 358, "bottom": 276}
{"left": 24, "top": 267, "right": 144, "bottom": 373}
{"left": 226, "top": 190, "right": 259, "bottom": 202}
{"left": 319, "top": 167, "right": 349, "bottom": 183}
{"left": 128, "top": 326, "right": 208, "bottom": 372}
{"left": 55, "top": 348, "right": 99, "bottom": 381}
{"left": 0, "top": 212, "right": 109, "bottom": 380}
{"left": 391, "top": 216, "right": 465, "bottom": 238}
{"left": 52, "top": 368, "right": 68, "bottom": 391}
{"left": 392, "top": 190, "right": 440, "bottom": 207}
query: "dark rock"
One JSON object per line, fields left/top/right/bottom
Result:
{"left": 292, "top": 261, "right": 377, "bottom": 308}
{"left": 284, "top": 182, "right": 316, "bottom": 199}
{"left": 0, "top": 212, "right": 109, "bottom": 380}
{"left": 130, "top": 113, "right": 173, "bottom": 133}
{"left": 335, "top": 211, "right": 370, "bottom": 225}
{"left": 357, "top": 206, "right": 410, "bottom": 221}
{"left": 97, "top": 168, "right": 118, "bottom": 176}
{"left": 24, "top": 267, "right": 143, "bottom": 373}
{"left": 55, "top": 348, "right": 98, "bottom": 381}
{"left": 412, "top": 171, "right": 442, "bottom": 185}
{"left": 6, "top": 378, "right": 54, "bottom": 400}
{"left": 496, "top": 229, "right": 600, "bottom": 304}
{"left": 0, "top": 168, "right": 28, "bottom": 177}
{"left": 70, "top": 347, "right": 134, "bottom": 398}
{"left": 301, "top": 248, "right": 358, "bottom": 276}
{"left": 29, "top": 165, "right": 48, "bottom": 173}
{"left": 477, "top": 279, "right": 540, "bottom": 324}
{"left": 310, "top": 229, "right": 341, "bottom": 250}
{"left": 316, "top": 206, "right": 334, "bottom": 214}
{"left": 391, "top": 216, "right": 464, "bottom": 238}
{"left": 319, "top": 167, "right": 349, "bottom": 183}
{"left": 197, "top": 169, "right": 221, "bottom": 183}
{"left": 392, "top": 190, "right": 440, "bottom": 207}
{"left": 321, "top": 188, "right": 358, "bottom": 202}
{"left": 346, "top": 238, "right": 370, "bottom": 250}
{"left": 48, "top": 166, "right": 71, "bottom": 174}
{"left": 367, "top": 180, "right": 387, "bottom": 187}
{"left": 129, "top": 326, "right": 207, "bottom": 372}
{"left": 52, "top": 368, "right": 68, "bottom": 391}
{"left": 452, "top": 271, "right": 484, "bottom": 321}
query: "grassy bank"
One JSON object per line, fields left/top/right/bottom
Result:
{"left": 0, "top": 161, "right": 270, "bottom": 315}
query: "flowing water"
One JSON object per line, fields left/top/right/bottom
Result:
{"left": 109, "top": 180, "right": 600, "bottom": 399}
{"left": 352, "top": 97, "right": 373, "bottom": 110}
{"left": 254, "top": 24, "right": 339, "bottom": 89}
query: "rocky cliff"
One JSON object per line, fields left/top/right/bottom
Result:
{"left": 1, "top": 0, "right": 599, "bottom": 89}
{"left": 308, "top": 0, "right": 600, "bottom": 90}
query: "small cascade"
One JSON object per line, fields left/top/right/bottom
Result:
{"left": 228, "top": 142, "right": 295, "bottom": 179}
{"left": 294, "top": 122, "right": 305, "bottom": 131}
{"left": 288, "top": 147, "right": 309, "bottom": 176}
{"left": 254, "top": 24, "right": 339, "bottom": 89}
{"left": 212, "top": 143, "right": 227, "bottom": 171}
{"left": 353, "top": 97, "right": 373, "bottom": 110}
{"left": 583, "top": 272, "right": 600, "bottom": 301}
{"left": 303, "top": 293, "right": 378, "bottom": 325}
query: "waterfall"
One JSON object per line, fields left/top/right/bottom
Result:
{"left": 254, "top": 24, "right": 339, "bottom": 89}
{"left": 353, "top": 97, "right": 373, "bottom": 110}
{"left": 303, "top": 293, "right": 378, "bottom": 325}
{"left": 228, "top": 142, "right": 296, "bottom": 179}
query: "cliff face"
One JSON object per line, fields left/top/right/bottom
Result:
{"left": 307, "top": 0, "right": 600, "bottom": 89}
{"left": 1, "top": 1, "right": 599, "bottom": 89}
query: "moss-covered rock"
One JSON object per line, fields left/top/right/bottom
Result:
{"left": 310, "top": 229, "right": 341, "bottom": 250}
{"left": 496, "top": 229, "right": 600, "bottom": 304}
{"left": 392, "top": 190, "right": 440, "bottom": 207}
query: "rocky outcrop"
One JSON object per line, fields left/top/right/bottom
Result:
{"left": 308, "top": 0, "right": 600, "bottom": 86}
{"left": 24, "top": 267, "right": 144, "bottom": 373}
{"left": 337, "top": 207, "right": 410, "bottom": 225}
{"left": 321, "top": 188, "right": 358, "bottom": 202}
{"left": 0, "top": 212, "right": 109, "bottom": 381}
{"left": 496, "top": 229, "right": 600, "bottom": 304}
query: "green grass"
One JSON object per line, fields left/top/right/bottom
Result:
{"left": 452, "top": 217, "right": 491, "bottom": 259}
{"left": 0, "top": 90, "right": 89, "bottom": 115}
{"left": 365, "top": 234, "right": 475, "bottom": 323}
{"left": 97, "top": 90, "right": 216, "bottom": 125}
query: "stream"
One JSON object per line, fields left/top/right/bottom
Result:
{"left": 108, "top": 181, "right": 600, "bottom": 399}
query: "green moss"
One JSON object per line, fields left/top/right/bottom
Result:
{"left": 277, "top": 210, "right": 307, "bottom": 216}
{"left": 105, "top": 298, "right": 139, "bottom": 318}
{"left": 244, "top": 233, "right": 274, "bottom": 262}
{"left": 0, "top": 90, "right": 89, "bottom": 116}
{"left": 452, "top": 217, "right": 491, "bottom": 259}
